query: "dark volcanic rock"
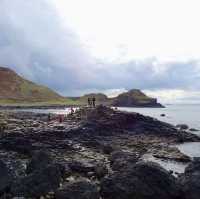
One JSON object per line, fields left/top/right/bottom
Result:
{"left": 70, "top": 106, "right": 200, "bottom": 143}
{"left": 102, "top": 144, "right": 114, "bottom": 154}
{"left": 26, "top": 150, "right": 53, "bottom": 174}
{"left": 176, "top": 124, "right": 189, "bottom": 130}
{"left": 0, "top": 106, "right": 199, "bottom": 198}
{"left": 179, "top": 157, "right": 200, "bottom": 199}
{"left": 152, "top": 146, "right": 191, "bottom": 162}
{"left": 189, "top": 128, "right": 199, "bottom": 132}
{"left": 100, "top": 161, "right": 181, "bottom": 199}
{"left": 0, "top": 159, "right": 13, "bottom": 194}
{"left": 11, "top": 163, "right": 62, "bottom": 198}
{"left": 0, "top": 137, "right": 33, "bottom": 155}
{"left": 94, "top": 163, "right": 108, "bottom": 179}
{"left": 55, "top": 181, "right": 100, "bottom": 199}
{"left": 110, "top": 150, "right": 138, "bottom": 171}
{"left": 68, "top": 161, "right": 95, "bottom": 174}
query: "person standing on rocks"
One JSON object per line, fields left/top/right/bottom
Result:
{"left": 88, "top": 98, "right": 91, "bottom": 107}
{"left": 92, "top": 97, "right": 96, "bottom": 107}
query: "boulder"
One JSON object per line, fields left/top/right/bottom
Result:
{"left": 176, "top": 124, "right": 189, "bottom": 130}
{"left": 68, "top": 161, "right": 95, "bottom": 174}
{"left": 11, "top": 164, "right": 62, "bottom": 198}
{"left": 94, "top": 163, "right": 108, "bottom": 179}
{"left": 189, "top": 128, "right": 199, "bottom": 132}
{"left": 0, "top": 159, "right": 13, "bottom": 194}
{"left": 26, "top": 150, "right": 53, "bottom": 174}
{"left": 109, "top": 150, "right": 138, "bottom": 171}
{"left": 153, "top": 146, "right": 191, "bottom": 162}
{"left": 101, "top": 161, "right": 181, "bottom": 199}
{"left": 179, "top": 157, "right": 200, "bottom": 199}
{"left": 102, "top": 144, "right": 114, "bottom": 154}
{"left": 55, "top": 181, "right": 100, "bottom": 199}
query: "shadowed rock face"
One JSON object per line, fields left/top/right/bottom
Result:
{"left": 179, "top": 158, "right": 200, "bottom": 199}
{"left": 0, "top": 160, "right": 13, "bottom": 194}
{"left": 11, "top": 151, "right": 64, "bottom": 198}
{"left": 101, "top": 161, "right": 182, "bottom": 199}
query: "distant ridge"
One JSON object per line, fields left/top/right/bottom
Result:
{"left": 70, "top": 89, "right": 164, "bottom": 107}
{"left": 0, "top": 67, "right": 163, "bottom": 107}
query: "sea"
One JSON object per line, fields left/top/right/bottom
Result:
{"left": 12, "top": 104, "right": 200, "bottom": 174}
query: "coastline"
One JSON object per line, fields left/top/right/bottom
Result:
{"left": 0, "top": 105, "right": 199, "bottom": 198}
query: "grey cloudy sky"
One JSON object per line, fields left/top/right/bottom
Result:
{"left": 1, "top": 0, "right": 200, "bottom": 103}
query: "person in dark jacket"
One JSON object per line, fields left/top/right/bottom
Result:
{"left": 92, "top": 97, "right": 96, "bottom": 107}
{"left": 88, "top": 98, "right": 91, "bottom": 107}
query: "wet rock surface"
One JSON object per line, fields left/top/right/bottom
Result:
{"left": 0, "top": 105, "right": 199, "bottom": 198}
{"left": 152, "top": 146, "right": 191, "bottom": 162}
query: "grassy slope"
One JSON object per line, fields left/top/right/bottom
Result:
{"left": 0, "top": 67, "right": 80, "bottom": 106}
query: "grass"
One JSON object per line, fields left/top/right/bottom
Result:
{"left": 0, "top": 98, "right": 84, "bottom": 107}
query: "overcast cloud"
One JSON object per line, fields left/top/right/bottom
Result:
{"left": 0, "top": 0, "right": 200, "bottom": 103}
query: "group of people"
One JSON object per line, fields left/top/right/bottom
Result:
{"left": 88, "top": 97, "right": 96, "bottom": 107}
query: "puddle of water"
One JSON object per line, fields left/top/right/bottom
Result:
{"left": 176, "top": 142, "right": 200, "bottom": 158}
{"left": 142, "top": 154, "right": 188, "bottom": 175}
{"left": 143, "top": 142, "right": 200, "bottom": 175}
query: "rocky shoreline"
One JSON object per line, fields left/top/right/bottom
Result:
{"left": 0, "top": 105, "right": 199, "bottom": 199}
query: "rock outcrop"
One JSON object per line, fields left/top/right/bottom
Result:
{"left": 179, "top": 157, "right": 200, "bottom": 199}
{"left": 11, "top": 151, "right": 64, "bottom": 198}
{"left": 101, "top": 161, "right": 181, "bottom": 199}
{"left": 112, "top": 89, "right": 164, "bottom": 107}
{"left": 0, "top": 106, "right": 198, "bottom": 198}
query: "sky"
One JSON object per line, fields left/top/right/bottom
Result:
{"left": 1, "top": 0, "right": 200, "bottom": 103}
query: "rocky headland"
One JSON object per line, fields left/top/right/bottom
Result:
{"left": 0, "top": 105, "right": 199, "bottom": 198}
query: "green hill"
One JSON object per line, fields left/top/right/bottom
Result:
{"left": 0, "top": 67, "right": 72, "bottom": 105}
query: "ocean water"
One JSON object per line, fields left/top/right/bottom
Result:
{"left": 118, "top": 105, "right": 200, "bottom": 173}
{"left": 118, "top": 104, "right": 200, "bottom": 135}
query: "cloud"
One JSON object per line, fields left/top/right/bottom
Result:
{"left": 0, "top": 0, "right": 93, "bottom": 93}
{"left": 145, "top": 89, "right": 200, "bottom": 104}
{"left": 0, "top": 0, "right": 200, "bottom": 104}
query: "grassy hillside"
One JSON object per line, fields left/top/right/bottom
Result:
{"left": 0, "top": 67, "right": 74, "bottom": 105}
